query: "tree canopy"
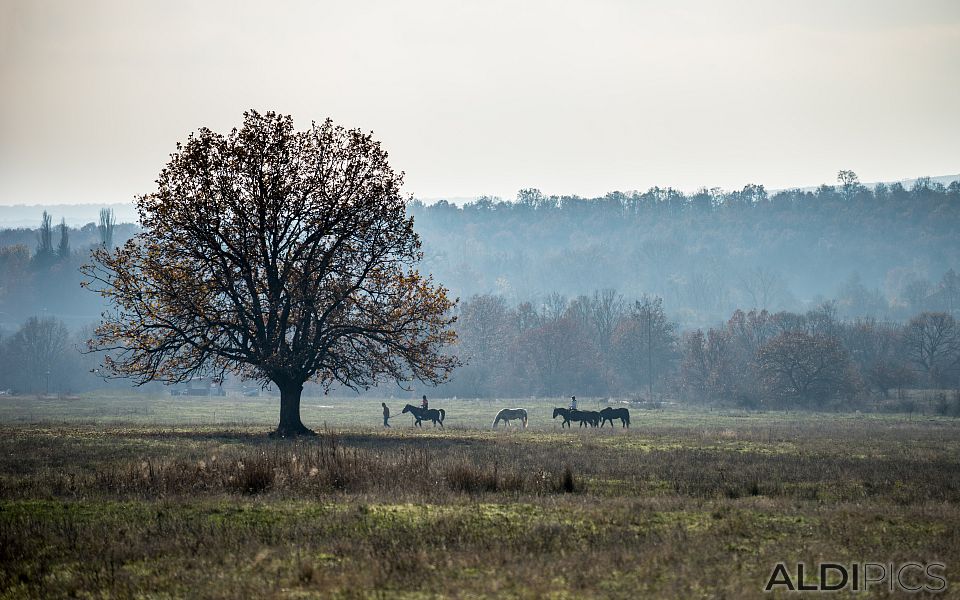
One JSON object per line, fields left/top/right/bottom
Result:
{"left": 84, "top": 110, "right": 458, "bottom": 436}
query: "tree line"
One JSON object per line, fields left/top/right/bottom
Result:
{"left": 0, "top": 209, "right": 137, "bottom": 329}
{"left": 1, "top": 168, "right": 959, "bottom": 409}
{"left": 3, "top": 288, "right": 958, "bottom": 409}
{"left": 435, "top": 290, "right": 960, "bottom": 410}
{"left": 409, "top": 173, "right": 960, "bottom": 327}
{"left": 3, "top": 172, "right": 959, "bottom": 332}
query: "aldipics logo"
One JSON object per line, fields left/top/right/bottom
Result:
{"left": 764, "top": 562, "right": 947, "bottom": 593}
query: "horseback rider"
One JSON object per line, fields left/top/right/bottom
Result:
{"left": 569, "top": 395, "right": 577, "bottom": 411}
{"left": 382, "top": 402, "right": 391, "bottom": 427}
{"left": 421, "top": 394, "right": 429, "bottom": 411}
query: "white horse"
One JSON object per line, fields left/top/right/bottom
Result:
{"left": 492, "top": 408, "right": 528, "bottom": 429}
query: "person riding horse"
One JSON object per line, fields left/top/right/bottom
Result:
{"left": 402, "top": 403, "right": 445, "bottom": 427}
{"left": 553, "top": 406, "right": 598, "bottom": 428}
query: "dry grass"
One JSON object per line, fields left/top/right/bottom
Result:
{"left": 1, "top": 404, "right": 959, "bottom": 598}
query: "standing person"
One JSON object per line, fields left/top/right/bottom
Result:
{"left": 382, "top": 402, "right": 391, "bottom": 427}
{"left": 421, "top": 394, "right": 429, "bottom": 411}
{"left": 569, "top": 396, "right": 578, "bottom": 411}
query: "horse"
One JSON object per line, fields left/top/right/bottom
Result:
{"left": 582, "top": 410, "right": 601, "bottom": 428}
{"left": 492, "top": 408, "right": 528, "bottom": 429}
{"left": 599, "top": 406, "right": 631, "bottom": 428}
{"left": 552, "top": 407, "right": 598, "bottom": 428}
{"left": 401, "top": 404, "right": 446, "bottom": 427}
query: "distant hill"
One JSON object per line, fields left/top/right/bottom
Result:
{"left": 0, "top": 203, "right": 138, "bottom": 228}
{"left": 877, "top": 173, "right": 959, "bottom": 189}
{"left": 787, "top": 174, "right": 960, "bottom": 194}
{"left": 0, "top": 174, "right": 956, "bottom": 225}
{"left": 0, "top": 172, "right": 957, "bottom": 332}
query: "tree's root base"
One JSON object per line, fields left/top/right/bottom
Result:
{"left": 269, "top": 424, "right": 317, "bottom": 439}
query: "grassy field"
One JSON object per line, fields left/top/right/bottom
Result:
{"left": 1, "top": 393, "right": 958, "bottom": 598}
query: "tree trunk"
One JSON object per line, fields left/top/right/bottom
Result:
{"left": 271, "top": 380, "right": 316, "bottom": 438}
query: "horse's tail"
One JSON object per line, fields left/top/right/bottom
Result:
{"left": 625, "top": 410, "right": 631, "bottom": 426}
{"left": 439, "top": 408, "right": 446, "bottom": 423}
{"left": 522, "top": 409, "right": 528, "bottom": 429}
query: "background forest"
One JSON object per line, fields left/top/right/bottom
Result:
{"left": 0, "top": 174, "right": 958, "bottom": 406}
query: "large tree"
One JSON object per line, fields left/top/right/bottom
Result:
{"left": 452, "top": 294, "right": 511, "bottom": 396}
{"left": 903, "top": 312, "right": 959, "bottom": 386}
{"left": 612, "top": 295, "right": 678, "bottom": 399}
{"left": 757, "top": 331, "right": 856, "bottom": 407}
{"left": 512, "top": 317, "right": 606, "bottom": 396}
{"left": 1, "top": 316, "right": 74, "bottom": 394}
{"left": 84, "top": 110, "right": 458, "bottom": 436}
{"left": 840, "top": 317, "right": 908, "bottom": 397}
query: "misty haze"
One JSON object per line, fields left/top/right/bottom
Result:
{"left": 1, "top": 1, "right": 958, "bottom": 598}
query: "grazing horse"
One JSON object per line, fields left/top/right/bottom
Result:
{"left": 599, "top": 407, "right": 631, "bottom": 428}
{"left": 402, "top": 404, "right": 446, "bottom": 427}
{"left": 492, "top": 408, "right": 528, "bottom": 429}
{"left": 552, "top": 407, "right": 598, "bottom": 428}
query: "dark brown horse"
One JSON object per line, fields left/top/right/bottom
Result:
{"left": 402, "top": 404, "right": 446, "bottom": 427}
{"left": 599, "top": 407, "right": 631, "bottom": 428}
{"left": 552, "top": 407, "right": 599, "bottom": 428}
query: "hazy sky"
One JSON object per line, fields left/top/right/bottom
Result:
{"left": 1, "top": 0, "right": 959, "bottom": 205}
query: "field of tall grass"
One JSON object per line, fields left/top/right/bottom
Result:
{"left": 1, "top": 394, "right": 958, "bottom": 598}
